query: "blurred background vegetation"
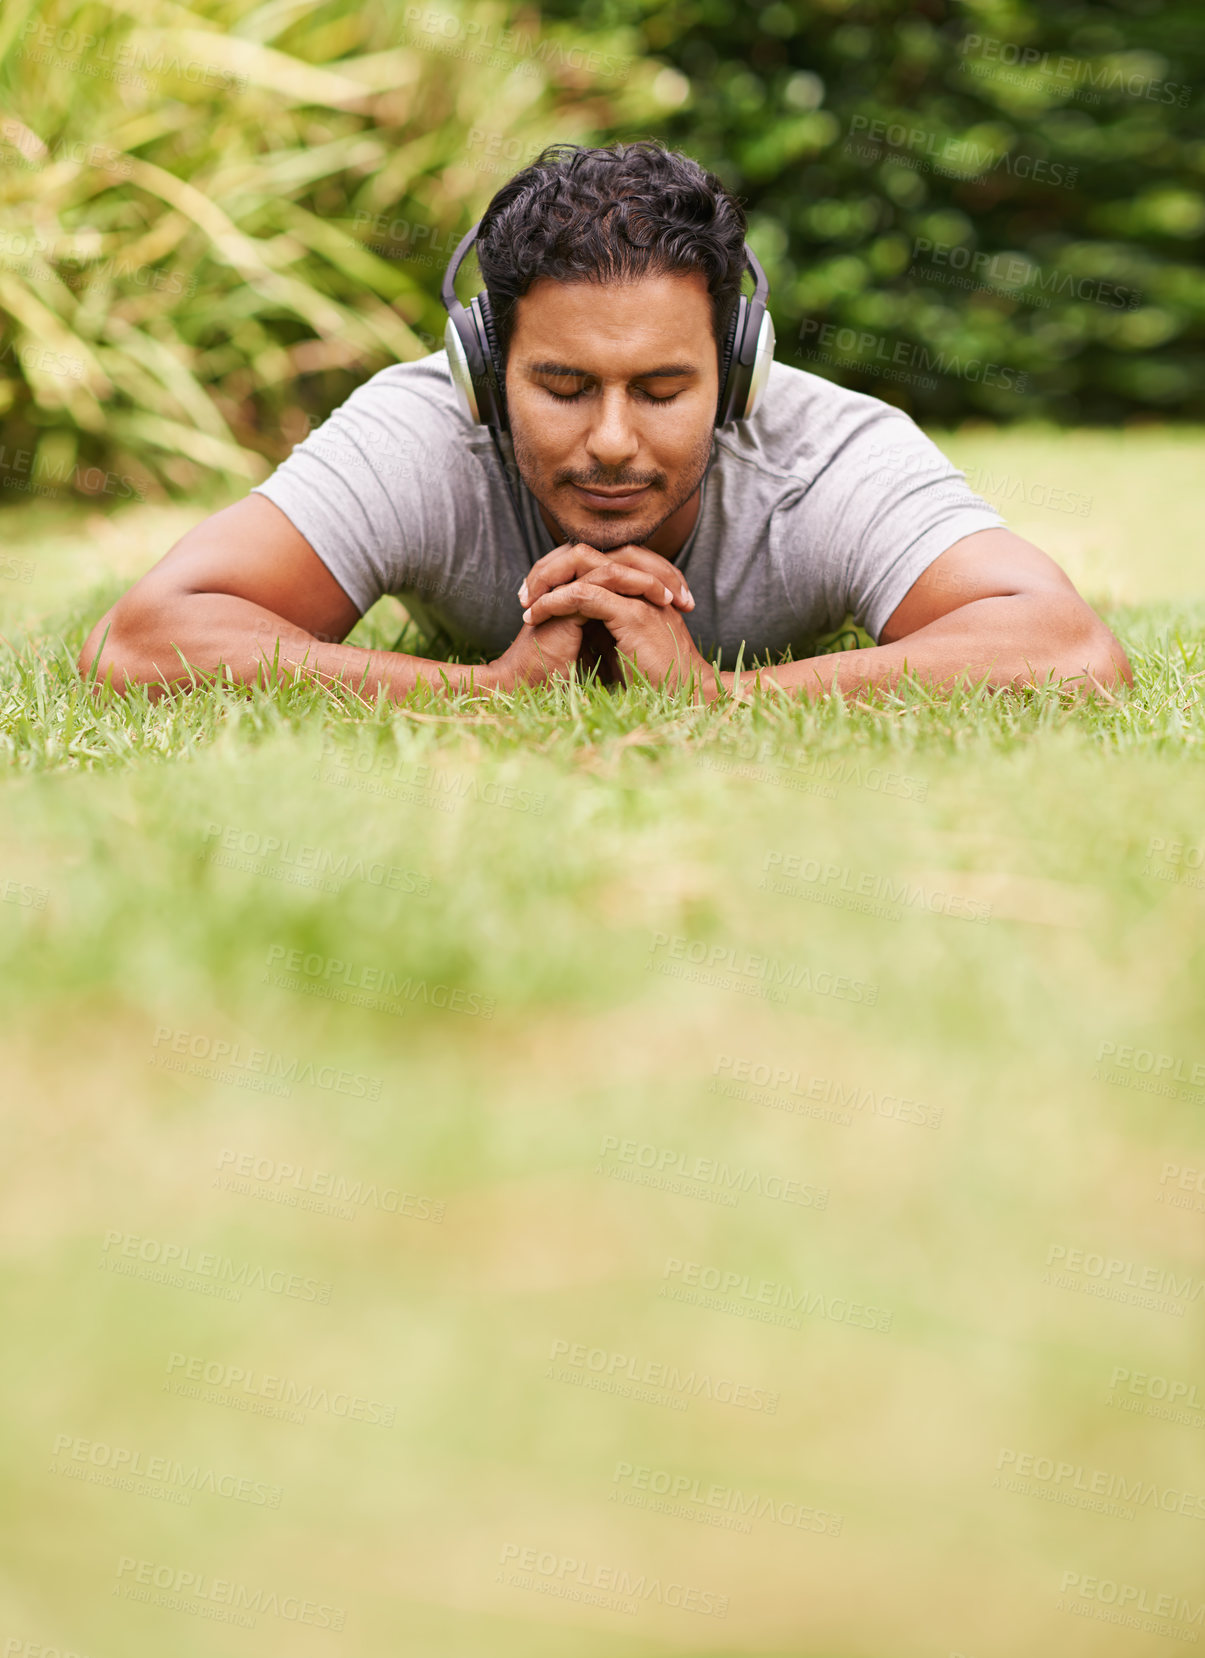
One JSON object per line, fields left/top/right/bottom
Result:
{"left": 0, "top": 0, "right": 1201, "bottom": 505}
{"left": 562, "top": 0, "right": 1205, "bottom": 424}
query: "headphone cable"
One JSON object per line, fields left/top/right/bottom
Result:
{"left": 487, "top": 425, "right": 537, "bottom": 564}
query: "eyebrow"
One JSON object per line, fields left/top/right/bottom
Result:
{"left": 526, "top": 360, "right": 698, "bottom": 379}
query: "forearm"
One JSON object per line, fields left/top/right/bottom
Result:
{"left": 79, "top": 592, "right": 498, "bottom": 699}
{"left": 720, "top": 594, "right": 1132, "bottom": 701}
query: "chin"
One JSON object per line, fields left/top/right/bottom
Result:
{"left": 563, "top": 514, "right": 665, "bottom": 553}
{"left": 581, "top": 526, "right": 655, "bottom": 552}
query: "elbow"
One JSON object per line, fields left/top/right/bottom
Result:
{"left": 1054, "top": 605, "right": 1133, "bottom": 694}
{"left": 77, "top": 606, "right": 124, "bottom": 692}
{"left": 1080, "top": 615, "right": 1133, "bottom": 693}
{"left": 78, "top": 596, "right": 157, "bottom": 696}
{"left": 1102, "top": 640, "right": 1134, "bottom": 692}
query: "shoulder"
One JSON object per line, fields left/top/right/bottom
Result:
{"left": 308, "top": 349, "right": 504, "bottom": 483}
{"left": 339, "top": 349, "right": 470, "bottom": 435}
{"left": 714, "top": 358, "right": 924, "bottom": 484}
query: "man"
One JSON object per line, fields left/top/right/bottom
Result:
{"left": 78, "top": 141, "right": 1131, "bottom": 701}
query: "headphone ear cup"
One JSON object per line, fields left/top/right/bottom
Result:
{"left": 474, "top": 293, "right": 508, "bottom": 432}
{"left": 716, "top": 298, "right": 746, "bottom": 427}
{"left": 718, "top": 301, "right": 775, "bottom": 425}
{"left": 741, "top": 309, "right": 776, "bottom": 421}
{"left": 444, "top": 313, "right": 480, "bottom": 424}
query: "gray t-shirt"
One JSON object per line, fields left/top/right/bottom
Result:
{"left": 251, "top": 352, "right": 1004, "bottom": 664}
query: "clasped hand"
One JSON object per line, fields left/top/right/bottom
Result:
{"left": 491, "top": 542, "right": 717, "bottom": 695}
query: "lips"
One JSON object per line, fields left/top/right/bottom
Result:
{"left": 569, "top": 482, "right": 652, "bottom": 512}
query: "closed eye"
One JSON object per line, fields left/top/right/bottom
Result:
{"left": 540, "top": 383, "right": 684, "bottom": 404}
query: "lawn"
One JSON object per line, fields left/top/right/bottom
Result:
{"left": 1, "top": 423, "right": 1203, "bottom": 1658}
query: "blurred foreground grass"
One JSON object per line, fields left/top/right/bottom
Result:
{"left": 1, "top": 426, "right": 1204, "bottom": 1657}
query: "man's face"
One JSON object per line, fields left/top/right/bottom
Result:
{"left": 505, "top": 269, "right": 719, "bottom": 556}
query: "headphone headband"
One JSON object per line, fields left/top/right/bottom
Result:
{"left": 440, "top": 221, "right": 774, "bottom": 432}
{"left": 737, "top": 246, "right": 769, "bottom": 359}
{"left": 439, "top": 224, "right": 482, "bottom": 317}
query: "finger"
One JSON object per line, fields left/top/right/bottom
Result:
{"left": 519, "top": 543, "right": 602, "bottom": 608}
{"left": 600, "top": 544, "right": 695, "bottom": 611}
{"left": 523, "top": 581, "right": 651, "bottom": 629}
{"left": 579, "top": 565, "right": 675, "bottom": 606}
{"left": 519, "top": 543, "right": 694, "bottom": 611}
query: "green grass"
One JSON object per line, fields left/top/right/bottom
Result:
{"left": 2, "top": 426, "right": 1204, "bottom": 1658}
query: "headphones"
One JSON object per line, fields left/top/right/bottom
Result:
{"left": 440, "top": 220, "right": 776, "bottom": 433}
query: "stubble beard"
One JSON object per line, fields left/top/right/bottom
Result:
{"left": 510, "top": 425, "right": 714, "bottom": 554}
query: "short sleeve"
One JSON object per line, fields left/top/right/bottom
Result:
{"left": 250, "top": 357, "right": 486, "bottom": 618}
{"left": 792, "top": 409, "right": 1006, "bottom": 643}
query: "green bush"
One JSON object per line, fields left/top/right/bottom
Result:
{"left": 4, "top": 0, "right": 1200, "bottom": 507}
{"left": 545, "top": 0, "right": 1205, "bottom": 425}
{"left": 0, "top": 0, "right": 658, "bottom": 502}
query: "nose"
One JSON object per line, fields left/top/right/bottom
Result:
{"left": 585, "top": 385, "right": 639, "bottom": 472}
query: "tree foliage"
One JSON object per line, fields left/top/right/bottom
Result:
{"left": 544, "top": 0, "right": 1205, "bottom": 423}
{"left": 1, "top": 0, "right": 1200, "bottom": 506}
{"left": 0, "top": 0, "right": 657, "bottom": 500}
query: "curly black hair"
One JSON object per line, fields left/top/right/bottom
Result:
{"left": 475, "top": 141, "right": 748, "bottom": 373}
